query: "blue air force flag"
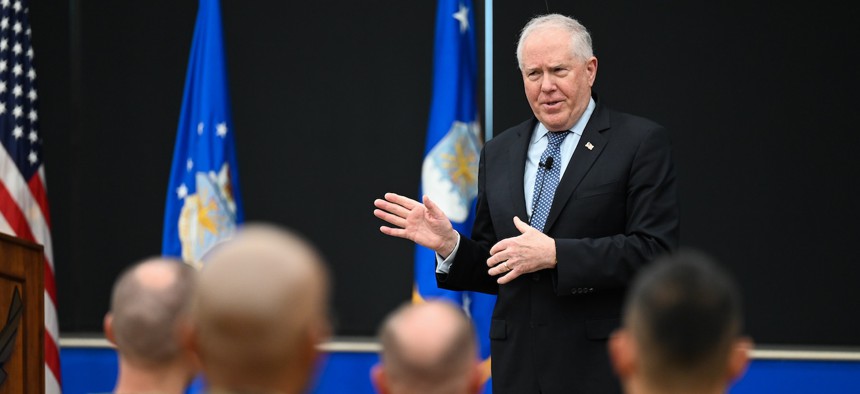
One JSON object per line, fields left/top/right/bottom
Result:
{"left": 415, "top": 0, "right": 495, "bottom": 391}
{"left": 416, "top": 0, "right": 481, "bottom": 302}
{"left": 162, "top": 0, "right": 243, "bottom": 266}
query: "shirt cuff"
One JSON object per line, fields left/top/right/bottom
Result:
{"left": 435, "top": 233, "right": 461, "bottom": 274}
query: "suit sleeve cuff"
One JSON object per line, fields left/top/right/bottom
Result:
{"left": 435, "top": 233, "right": 461, "bottom": 274}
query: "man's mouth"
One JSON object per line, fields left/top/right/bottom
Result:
{"left": 542, "top": 100, "right": 563, "bottom": 109}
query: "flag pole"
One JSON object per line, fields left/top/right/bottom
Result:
{"left": 484, "top": 0, "right": 493, "bottom": 142}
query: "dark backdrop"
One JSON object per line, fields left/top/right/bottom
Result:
{"left": 29, "top": 1, "right": 860, "bottom": 344}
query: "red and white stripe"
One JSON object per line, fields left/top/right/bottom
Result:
{"left": 0, "top": 146, "right": 61, "bottom": 393}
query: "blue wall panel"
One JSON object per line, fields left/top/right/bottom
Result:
{"left": 60, "top": 347, "right": 379, "bottom": 394}
{"left": 731, "top": 360, "right": 860, "bottom": 394}
{"left": 61, "top": 348, "right": 117, "bottom": 394}
{"left": 310, "top": 352, "right": 378, "bottom": 394}
{"left": 61, "top": 347, "right": 860, "bottom": 394}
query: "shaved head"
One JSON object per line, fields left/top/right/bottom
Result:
{"left": 189, "top": 224, "right": 330, "bottom": 392}
{"left": 627, "top": 251, "right": 741, "bottom": 382}
{"left": 108, "top": 257, "right": 197, "bottom": 366}
{"left": 377, "top": 301, "right": 478, "bottom": 394}
{"left": 609, "top": 249, "right": 751, "bottom": 394}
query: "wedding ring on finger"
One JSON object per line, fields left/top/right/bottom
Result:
{"left": 504, "top": 262, "right": 511, "bottom": 271}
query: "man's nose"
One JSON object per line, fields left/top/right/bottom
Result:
{"left": 540, "top": 74, "right": 556, "bottom": 92}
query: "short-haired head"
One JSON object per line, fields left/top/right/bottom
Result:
{"left": 376, "top": 300, "right": 478, "bottom": 394}
{"left": 108, "top": 257, "right": 197, "bottom": 366}
{"left": 517, "top": 14, "right": 594, "bottom": 69}
{"left": 189, "top": 223, "right": 330, "bottom": 391}
{"left": 624, "top": 249, "right": 744, "bottom": 387}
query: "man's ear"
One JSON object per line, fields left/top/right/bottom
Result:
{"left": 467, "top": 361, "right": 484, "bottom": 394}
{"left": 103, "top": 314, "right": 116, "bottom": 346}
{"left": 176, "top": 318, "right": 202, "bottom": 373}
{"left": 303, "top": 318, "right": 331, "bottom": 367}
{"left": 586, "top": 56, "right": 598, "bottom": 87}
{"left": 178, "top": 318, "right": 199, "bottom": 359}
{"left": 727, "top": 337, "right": 753, "bottom": 382}
{"left": 300, "top": 327, "right": 321, "bottom": 369}
{"left": 370, "top": 364, "right": 388, "bottom": 394}
{"left": 608, "top": 329, "right": 636, "bottom": 379}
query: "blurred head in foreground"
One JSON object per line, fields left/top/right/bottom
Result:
{"left": 105, "top": 257, "right": 199, "bottom": 394}
{"left": 372, "top": 300, "right": 482, "bottom": 394}
{"left": 609, "top": 249, "right": 752, "bottom": 394}
{"left": 186, "top": 223, "right": 331, "bottom": 394}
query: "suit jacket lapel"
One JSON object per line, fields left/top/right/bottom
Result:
{"left": 543, "top": 104, "right": 611, "bottom": 232}
{"left": 505, "top": 119, "right": 535, "bottom": 223}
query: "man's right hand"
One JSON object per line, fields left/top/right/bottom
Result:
{"left": 373, "top": 193, "right": 458, "bottom": 258}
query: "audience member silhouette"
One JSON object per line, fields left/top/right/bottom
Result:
{"left": 184, "top": 224, "right": 331, "bottom": 394}
{"left": 105, "top": 257, "right": 199, "bottom": 394}
{"left": 373, "top": 300, "right": 482, "bottom": 394}
{"left": 609, "top": 250, "right": 752, "bottom": 394}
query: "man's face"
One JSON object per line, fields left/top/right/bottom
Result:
{"left": 521, "top": 27, "right": 597, "bottom": 132}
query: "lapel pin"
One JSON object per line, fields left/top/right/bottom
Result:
{"left": 585, "top": 142, "right": 594, "bottom": 150}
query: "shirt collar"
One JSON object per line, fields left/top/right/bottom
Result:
{"left": 531, "top": 97, "right": 596, "bottom": 145}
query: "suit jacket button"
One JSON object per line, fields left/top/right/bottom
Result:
{"left": 571, "top": 289, "right": 577, "bottom": 294}
{"left": 588, "top": 288, "right": 594, "bottom": 293}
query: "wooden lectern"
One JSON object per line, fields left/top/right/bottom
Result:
{"left": 0, "top": 232, "right": 44, "bottom": 394}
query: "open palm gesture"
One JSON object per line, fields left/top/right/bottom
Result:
{"left": 373, "top": 193, "right": 458, "bottom": 257}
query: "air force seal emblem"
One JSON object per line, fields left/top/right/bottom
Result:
{"left": 178, "top": 163, "right": 238, "bottom": 268}
{"left": 422, "top": 121, "right": 482, "bottom": 222}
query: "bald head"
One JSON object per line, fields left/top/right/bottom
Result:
{"left": 189, "top": 224, "right": 330, "bottom": 392}
{"left": 108, "top": 257, "right": 197, "bottom": 366}
{"left": 376, "top": 301, "right": 478, "bottom": 394}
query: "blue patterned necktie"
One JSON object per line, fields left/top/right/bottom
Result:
{"left": 530, "top": 131, "right": 569, "bottom": 232}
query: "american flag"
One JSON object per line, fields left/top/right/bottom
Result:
{"left": 0, "top": 0, "right": 61, "bottom": 393}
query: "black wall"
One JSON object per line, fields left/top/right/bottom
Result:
{"left": 29, "top": 1, "right": 860, "bottom": 344}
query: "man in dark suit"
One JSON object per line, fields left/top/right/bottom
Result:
{"left": 375, "top": 14, "right": 678, "bottom": 393}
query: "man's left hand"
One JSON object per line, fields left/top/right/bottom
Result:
{"left": 487, "top": 216, "right": 557, "bottom": 284}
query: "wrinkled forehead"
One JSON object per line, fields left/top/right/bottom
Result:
{"left": 520, "top": 34, "right": 577, "bottom": 68}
